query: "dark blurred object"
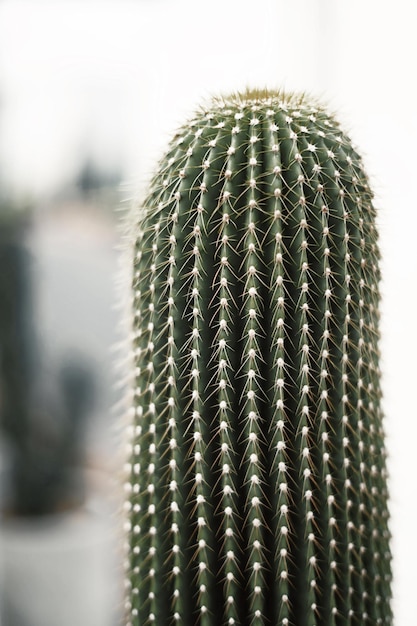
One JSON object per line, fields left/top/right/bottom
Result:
{"left": 8, "top": 357, "right": 95, "bottom": 516}
{"left": 0, "top": 203, "right": 95, "bottom": 516}
{"left": 77, "top": 159, "right": 105, "bottom": 197}
{"left": 75, "top": 157, "right": 122, "bottom": 206}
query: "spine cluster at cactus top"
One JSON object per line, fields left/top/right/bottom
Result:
{"left": 124, "top": 89, "right": 392, "bottom": 626}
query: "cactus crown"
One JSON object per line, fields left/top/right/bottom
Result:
{"left": 125, "top": 89, "right": 392, "bottom": 625}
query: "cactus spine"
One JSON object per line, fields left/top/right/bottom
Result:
{"left": 124, "top": 89, "right": 392, "bottom": 625}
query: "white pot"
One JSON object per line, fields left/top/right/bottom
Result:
{"left": 0, "top": 485, "right": 123, "bottom": 626}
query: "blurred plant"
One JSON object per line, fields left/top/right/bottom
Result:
{"left": 0, "top": 203, "right": 95, "bottom": 516}
{"left": 75, "top": 157, "right": 122, "bottom": 210}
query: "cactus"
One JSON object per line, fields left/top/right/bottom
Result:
{"left": 124, "top": 89, "right": 392, "bottom": 625}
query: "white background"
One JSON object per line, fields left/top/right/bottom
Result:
{"left": 1, "top": 1, "right": 416, "bottom": 622}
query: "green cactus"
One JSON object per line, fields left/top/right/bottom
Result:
{"left": 124, "top": 89, "right": 392, "bottom": 626}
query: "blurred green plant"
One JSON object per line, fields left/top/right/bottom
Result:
{"left": 0, "top": 203, "right": 95, "bottom": 516}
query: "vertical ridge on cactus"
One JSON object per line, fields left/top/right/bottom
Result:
{"left": 124, "top": 89, "right": 392, "bottom": 625}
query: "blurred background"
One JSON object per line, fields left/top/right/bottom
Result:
{"left": 0, "top": 0, "right": 415, "bottom": 624}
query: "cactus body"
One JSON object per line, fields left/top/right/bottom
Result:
{"left": 125, "top": 90, "right": 392, "bottom": 626}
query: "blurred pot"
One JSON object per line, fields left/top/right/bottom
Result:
{"left": 0, "top": 471, "right": 123, "bottom": 626}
